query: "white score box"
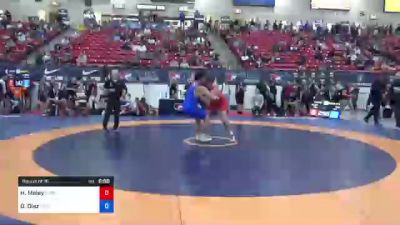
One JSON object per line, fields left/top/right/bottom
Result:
{"left": 18, "top": 187, "right": 99, "bottom": 213}
{"left": 18, "top": 176, "right": 114, "bottom": 214}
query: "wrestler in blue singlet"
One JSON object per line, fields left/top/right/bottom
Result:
{"left": 183, "top": 83, "right": 207, "bottom": 119}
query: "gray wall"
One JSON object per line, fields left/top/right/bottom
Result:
{"left": 4, "top": 0, "right": 400, "bottom": 26}
{"left": 5, "top": 0, "right": 189, "bottom": 26}
{"left": 195, "top": 0, "right": 400, "bottom": 24}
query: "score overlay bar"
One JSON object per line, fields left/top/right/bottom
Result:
{"left": 18, "top": 176, "right": 114, "bottom": 214}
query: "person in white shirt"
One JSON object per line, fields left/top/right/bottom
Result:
{"left": 17, "top": 32, "right": 26, "bottom": 42}
{"left": 17, "top": 21, "right": 23, "bottom": 29}
{"left": 252, "top": 89, "right": 264, "bottom": 116}
{"left": 138, "top": 44, "right": 147, "bottom": 52}
{"left": 42, "top": 51, "right": 52, "bottom": 63}
{"left": 143, "top": 28, "right": 151, "bottom": 36}
{"left": 354, "top": 47, "right": 361, "bottom": 55}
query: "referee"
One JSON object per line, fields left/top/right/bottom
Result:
{"left": 103, "top": 71, "right": 127, "bottom": 131}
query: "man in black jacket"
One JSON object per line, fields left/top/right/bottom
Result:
{"left": 389, "top": 76, "right": 400, "bottom": 128}
{"left": 364, "top": 78, "right": 385, "bottom": 125}
{"left": 103, "top": 71, "right": 127, "bottom": 131}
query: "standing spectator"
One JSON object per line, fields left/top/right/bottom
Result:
{"left": 5, "top": 10, "right": 11, "bottom": 23}
{"left": 273, "top": 20, "right": 278, "bottom": 31}
{"left": 351, "top": 85, "right": 360, "bottom": 110}
{"left": 179, "top": 11, "right": 186, "bottom": 30}
{"left": 0, "top": 77, "right": 6, "bottom": 114}
{"left": 256, "top": 79, "right": 267, "bottom": 112}
{"left": 339, "top": 85, "right": 352, "bottom": 111}
{"left": 364, "top": 78, "right": 385, "bottom": 125}
{"left": 389, "top": 76, "right": 400, "bottom": 128}
{"left": 235, "top": 80, "right": 245, "bottom": 114}
{"left": 264, "top": 20, "right": 270, "bottom": 30}
{"left": 169, "top": 79, "right": 178, "bottom": 99}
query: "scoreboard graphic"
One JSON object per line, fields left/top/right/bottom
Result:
{"left": 18, "top": 176, "right": 114, "bottom": 214}
{"left": 310, "top": 101, "right": 341, "bottom": 119}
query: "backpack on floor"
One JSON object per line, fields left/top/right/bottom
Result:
{"left": 383, "top": 107, "right": 393, "bottom": 119}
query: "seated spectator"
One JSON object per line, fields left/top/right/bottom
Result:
{"left": 17, "top": 21, "right": 23, "bottom": 29}
{"left": 136, "top": 97, "right": 146, "bottom": 116}
{"left": 46, "top": 82, "right": 68, "bottom": 116}
{"left": 17, "top": 32, "right": 26, "bottom": 42}
{"left": 143, "top": 27, "right": 151, "bottom": 36}
{"left": 138, "top": 97, "right": 156, "bottom": 116}
{"left": 132, "top": 42, "right": 141, "bottom": 51}
{"left": 120, "top": 94, "right": 137, "bottom": 115}
{"left": 147, "top": 37, "right": 156, "bottom": 45}
{"left": 188, "top": 54, "right": 200, "bottom": 66}
{"left": 5, "top": 39, "right": 16, "bottom": 53}
{"left": 42, "top": 51, "right": 52, "bottom": 64}
{"left": 60, "top": 37, "right": 70, "bottom": 46}
{"left": 169, "top": 59, "right": 179, "bottom": 67}
{"left": 77, "top": 51, "right": 88, "bottom": 66}
{"left": 137, "top": 43, "right": 147, "bottom": 53}
{"left": 180, "top": 58, "right": 190, "bottom": 68}
{"left": 121, "top": 41, "right": 132, "bottom": 50}
{"left": 252, "top": 89, "right": 264, "bottom": 116}
{"left": 74, "top": 81, "right": 90, "bottom": 116}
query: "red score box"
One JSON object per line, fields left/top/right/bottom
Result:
{"left": 100, "top": 186, "right": 114, "bottom": 200}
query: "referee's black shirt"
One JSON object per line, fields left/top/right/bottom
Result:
{"left": 104, "top": 79, "right": 127, "bottom": 101}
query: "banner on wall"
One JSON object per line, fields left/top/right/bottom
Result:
{"left": 0, "top": 62, "right": 395, "bottom": 87}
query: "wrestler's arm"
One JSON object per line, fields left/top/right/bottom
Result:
{"left": 196, "top": 86, "right": 218, "bottom": 106}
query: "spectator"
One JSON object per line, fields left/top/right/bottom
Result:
{"left": 364, "top": 78, "right": 385, "bottom": 125}
{"left": 180, "top": 58, "right": 190, "bottom": 68}
{"left": 252, "top": 88, "right": 264, "bottom": 116}
{"left": 264, "top": 20, "right": 270, "bottom": 30}
{"left": 121, "top": 41, "right": 132, "bottom": 50}
{"left": 61, "top": 37, "right": 70, "bottom": 46}
{"left": 143, "top": 27, "right": 151, "bottom": 36}
{"left": 17, "top": 21, "right": 23, "bottom": 29}
{"left": 42, "top": 51, "right": 52, "bottom": 64}
{"left": 169, "top": 79, "right": 178, "bottom": 99}
{"left": 169, "top": 59, "right": 179, "bottom": 67}
{"left": 179, "top": 11, "right": 186, "bottom": 29}
{"left": 77, "top": 51, "right": 88, "bottom": 66}
{"left": 389, "top": 75, "right": 400, "bottom": 128}
{"left": 17, "top": 32, "right": 26, "bottom": 42}
{"left": 35, "top": 51, "right": 44, "bottom": 65}
{"left": 137, "top": 43, "right": 147, "bottom": 53}
{"left": 351, "top": 85, "right": 360, "bottom": 110}
{"left": 5, "top": 10, "right": 11, "bottom": 23}
{"left": 235, "top": 81, "right": 245, "bottom": 114}
{"left": 139, "top": 97, "right": 156, "bottom": 115}
{"left": 273, "top": 20, "right": 278, "bottom": 31}
{"left": 5, "top": 39, "right": 16, "bottom": 53}
{"left": 256, "top": 79, "right": 267, "bottom": 111}
{"left": 135, "top": 97, "right": 145, "bottom": 115}
{"left": 0, "top": 77, "right": 6, "bottom": 114}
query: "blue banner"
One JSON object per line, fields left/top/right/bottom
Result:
{"left": 0, "top": 63, "right": 395, "bottom": 87}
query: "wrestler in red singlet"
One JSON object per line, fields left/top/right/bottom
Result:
{"left": 208, "top": 85, "right": 229, "bottom": 113}
{"left": 207, "top": 83, "right": 236, "bottom": 142}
